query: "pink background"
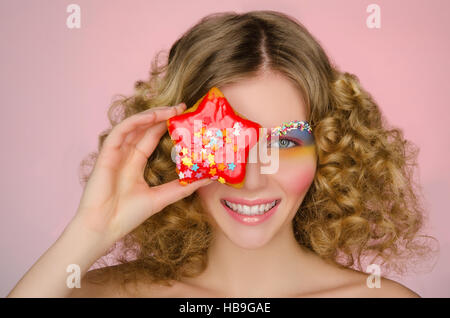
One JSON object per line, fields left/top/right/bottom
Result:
{"left": 1, "top": 0, "right": 449, "bottom": 297}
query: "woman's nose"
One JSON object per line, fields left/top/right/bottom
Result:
{"left": 241, "top": 159, "right": 268, "bottom": 191}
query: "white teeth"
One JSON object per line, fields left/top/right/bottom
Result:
{"left": 224, "top": 200, "right": 277, "bottom": 215}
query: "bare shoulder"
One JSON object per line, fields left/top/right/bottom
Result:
{"left": 354, "top": 276, "right": 420, "bottom": 298}
{"left": 297, "top": 259, "right": 420, "bottom": 298}
{"left": 332, "top": 269, "right": 421, "bottom": 298}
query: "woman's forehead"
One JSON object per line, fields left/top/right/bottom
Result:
{"left": 218, "top": 73, "right": 308, "bottom": 128}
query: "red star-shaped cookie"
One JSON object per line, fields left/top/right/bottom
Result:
{"left": 167, "top": 87, "right": 261, "bottom": 188}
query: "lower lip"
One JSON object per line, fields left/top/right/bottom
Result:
{"left": 221, "top": 200, "right": 280, "bottom": 226}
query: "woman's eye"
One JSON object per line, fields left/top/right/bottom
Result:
{"left": 269, "top": 138, "right": 299, "bottom": 149}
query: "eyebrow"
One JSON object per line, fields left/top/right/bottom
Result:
{"left": 269, "top": 120, "right": 313, "bottom": 135}
{"left": 264, "top": 120, "right": 315, "bottom": 145}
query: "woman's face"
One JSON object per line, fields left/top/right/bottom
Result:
{"left": 196, "top": 71, "right": 317, "bottom": 249}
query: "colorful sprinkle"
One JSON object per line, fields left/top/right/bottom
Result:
{"left": 209, "top": 137, "right": 217, "bottom": 145}
{"left": 269, "top": 120, "right": 312, "bottom": 138}
{"left": 195, "top": 172, "right": 203, "bottom": 178}
{"left": 182, "top": 156, "right": 193, "bottom": 167}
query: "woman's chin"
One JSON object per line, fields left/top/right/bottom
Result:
{"left": 218, "top": 225, "right": 276, "bottom": 249}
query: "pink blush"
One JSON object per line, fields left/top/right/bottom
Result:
{"left": 284, "top": 167, "right": 315, "bottom": 195}
{"left": 274, "top": 150, "right": 317, "bottom": 195}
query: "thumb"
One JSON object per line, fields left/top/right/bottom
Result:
{"left": 151, "top": 178, "right": 213, "bottom": 212}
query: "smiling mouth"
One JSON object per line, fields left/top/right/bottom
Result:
{"left": 220, "top": 199, "right": 281, "bottom": 216}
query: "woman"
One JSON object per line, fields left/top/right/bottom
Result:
{"left": 8, "top": 10, "right": 435, "bottom": 298}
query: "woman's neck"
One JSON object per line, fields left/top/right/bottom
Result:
{"left": 185, "top": 223, "right": 323, "bottom": 297}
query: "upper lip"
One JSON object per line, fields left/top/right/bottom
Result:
{"left": 221, "top": 197, "right": 280, "bottom": 206}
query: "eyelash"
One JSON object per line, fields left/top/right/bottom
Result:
{"left": 268, "top": 136, "right": 302, "bottom": 148}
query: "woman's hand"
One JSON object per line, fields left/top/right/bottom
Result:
{"left": 72, "top": 103, "right": 211, "bottom": 246}
{"left": 7, "top": 103, "right": 213, "bottom": 298}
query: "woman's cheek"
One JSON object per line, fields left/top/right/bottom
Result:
{"left": 273, "top": 145, "right": 316, "bottom": 195}
{"left": 196, "top": 182, "right": 219, "bottom": 209}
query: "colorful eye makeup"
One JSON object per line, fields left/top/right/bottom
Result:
{"left": 264, "top": 120, "right": 316, "bottom": 194}
{"left": 266, "top": 120, "right": 315, "bottom": 148}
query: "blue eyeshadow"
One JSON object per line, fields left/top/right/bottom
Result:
{"left": 267, "top": 120, "right": 315, "bottom": 146}
{"left": 282, "top": 128, "right": 315, "bottom": 145}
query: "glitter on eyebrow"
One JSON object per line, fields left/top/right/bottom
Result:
{"left": 267, "top": 120, "right": 312, "bottom": 138}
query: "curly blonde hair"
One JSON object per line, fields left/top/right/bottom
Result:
{"left": 80, "top": 10, "right": 437, "bottom": 289}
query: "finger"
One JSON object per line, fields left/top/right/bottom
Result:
{"left": 148, "top": 178, "right": 213, "bottom": 214}
{"left": 103, "top": 104, "right": 184, "bottom": 151}
{"left": 126, "top": 109, "right": 187, "bottom": 176}
{"left": 95, "top": 106, "right": 180, "bottom": 171}
{"left": 140, "top": 104, "right": 185, "bottom": 115}
{"left": 122, "top": 103, "right": 186, "bottom": 147}
{"left": 104, "top": 108, "right": 169, "bottom": 150}
{"left": 140, "top": 103, "right": 186, "bottom": 117}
